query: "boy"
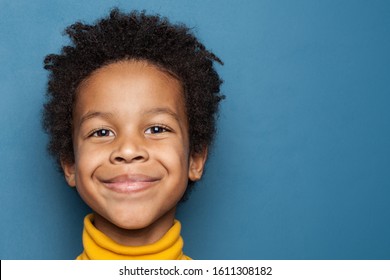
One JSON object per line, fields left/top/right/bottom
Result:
{"left": 42, "top": 8, "right": 223, "bottom": 260}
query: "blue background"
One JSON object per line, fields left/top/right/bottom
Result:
{"left": 1, "top": 0, "right": 389, "bottom": 260}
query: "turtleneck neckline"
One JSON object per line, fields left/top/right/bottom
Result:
{"left": 77, "top": 214, "right": 190, "bottom": 260}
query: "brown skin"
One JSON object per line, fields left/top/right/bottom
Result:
{"left": 62, "top": 60, "right": 207, "bottom": 246}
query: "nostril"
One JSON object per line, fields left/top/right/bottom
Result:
{"left": 110, "top": 146, "right": 148, "bottom": 164}
{"left": 133, "top": 155, "right": 144, "bottom": 161}
{"left": 114, "top": 156, "right": 125, "bottom": 162}
{"left": 114, "top": 155, "right": 144, "bottom": 163}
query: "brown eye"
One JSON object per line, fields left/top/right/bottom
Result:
{"left": 145, "top": 125, "right": 170, "bottom": 134}
{"left": 92, "top": 129, "right": 113, "bottom": 137}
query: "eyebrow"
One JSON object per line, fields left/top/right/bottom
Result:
{"left": 142, "top": 107, "right": 181, "bottom": 122}
{"left": 79, "top": 111, "right": 114, "bottom": 126}
{"left": 78, "top": 108, "right": 181, "bottom": 126}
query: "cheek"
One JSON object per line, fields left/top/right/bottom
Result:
{"left": 156, "top": 140, "right": 189, "bottom": 165}
{"left": 74, "top": 142, "right": 107, "bottom": 174}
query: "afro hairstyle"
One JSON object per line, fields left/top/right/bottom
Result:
{"left": 42, "top": 8, "right": 224, "bottom": 198}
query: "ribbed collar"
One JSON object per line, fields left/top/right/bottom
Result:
{"left": 77, "top": 214, "right": 190, "bottom": 260}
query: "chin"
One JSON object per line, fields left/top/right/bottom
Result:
{"left": 117, "top": 222, "right": 150, "bottom": 231}
{"left": 112, "top": 215, "right": 155, "bottom": 230}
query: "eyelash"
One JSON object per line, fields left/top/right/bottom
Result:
{"left": 145, "top": 124, "right": 172, "bottom": 134}
{"left": 89, "top": 128, "right": 114, "bottom": 138}
{"left": 87, "top": 124, "right": 172, "bottom": 138}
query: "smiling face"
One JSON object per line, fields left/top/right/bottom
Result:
{"left": 61, "top": 60, "right": 207, "bottom": 245}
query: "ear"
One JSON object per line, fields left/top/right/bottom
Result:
{"left": 188, "top": 147, "right": 208, "bottom": 181}
{"left": 61, "top": 160, "right": 76, "bottom": 187}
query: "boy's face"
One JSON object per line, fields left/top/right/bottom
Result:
{"left": 62, "top": 60, "right": 206, "bottom": 236}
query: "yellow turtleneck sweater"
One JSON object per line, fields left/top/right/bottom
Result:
{"left": 77, "top": 214, "right": 191, "bottom": 260}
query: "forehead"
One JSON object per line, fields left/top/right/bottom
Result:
{"left": 78, "top": 60, "right": 183, "bottom": 96}
{"left": 74, "top": 60, "right": 186, "bottom": 118}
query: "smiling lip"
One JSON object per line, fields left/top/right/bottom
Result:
{"left": 101, "top": 174, "right": 160, "bottom": 193}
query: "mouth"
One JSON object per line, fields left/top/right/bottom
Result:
{"left": 101, "top": 174, "right": 160, "bottom": 193}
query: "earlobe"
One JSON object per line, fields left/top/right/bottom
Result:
{"left": 188, "top": 147, "right": 208, "bottom": 181}
{"left": 61, "top": 160, "right": 76, "bottom": 187}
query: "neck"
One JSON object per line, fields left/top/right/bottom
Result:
{"left": 93, "top": 208, "right": 177, "bottom": 247}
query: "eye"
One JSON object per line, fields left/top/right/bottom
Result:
{"left": 145, "top": 125, "right": 171, "bottom": 134}
{"left": 90, "top": 129, "right": 114, "bottom": 137}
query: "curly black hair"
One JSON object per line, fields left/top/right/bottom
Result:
{"left": 42, "top": 8, "right": 224, "bottom": 197}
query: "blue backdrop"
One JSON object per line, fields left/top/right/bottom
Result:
{"left": 1, "top": 0, "right": 389, "bottom": 260}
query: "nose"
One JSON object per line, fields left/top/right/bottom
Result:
{"left": 109, "top": 133, "right": 149, "bottom": 164}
